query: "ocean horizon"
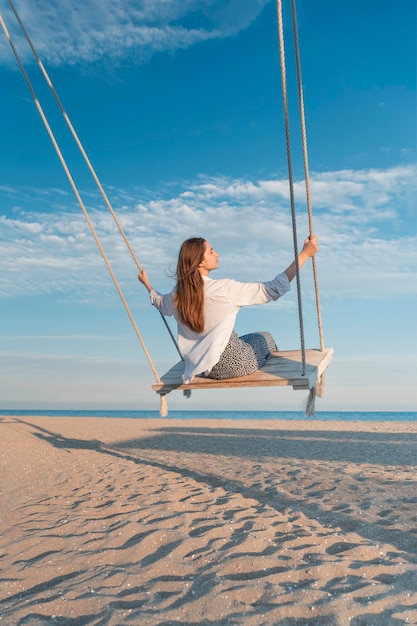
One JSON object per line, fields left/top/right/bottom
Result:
{"left": 1, "top": 409, "right": 416, "bottom": 422}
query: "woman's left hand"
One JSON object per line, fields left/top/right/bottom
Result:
{"left": 138, "top": 268, "right": 152, "bottom": 292}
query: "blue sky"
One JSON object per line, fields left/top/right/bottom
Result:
{"left": 0, "top": 0, "right": 416, "bottom": 412}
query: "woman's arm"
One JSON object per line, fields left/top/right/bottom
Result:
{"left": 138, "top": 268, "right": 175, "bottom": 316}
{"left": 284, "top": 235, "right": 318, "bottom": 283}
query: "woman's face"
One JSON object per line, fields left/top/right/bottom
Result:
{"left": 199, "top": 241, "right": 219, "bottom": 275}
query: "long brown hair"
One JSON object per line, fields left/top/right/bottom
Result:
{"left": 173, "top": 237, "right": 206, "bottom": 332}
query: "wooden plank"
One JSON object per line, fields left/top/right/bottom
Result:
{"left": 152, "top": 347, "right": 333, "bottom": 394}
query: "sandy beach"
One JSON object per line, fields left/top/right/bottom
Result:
{"left": 1, "top": 415, "right": 416, "bottom": 625}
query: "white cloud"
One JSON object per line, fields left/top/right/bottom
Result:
{"left": 0, "top": 164, "right": 416, "bottom": 300}
{"left": 0, "top": 0, "right": 269, "bottom": 67}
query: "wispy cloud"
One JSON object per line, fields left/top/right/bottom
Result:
{"left": 0, "top": 334, "right": 124, "bottom": 340}
{"left": 0, "top": 349, "right": 135, "bottom": 364}
{"left": 0, "top": 0, "right": 270, "bottom": 67}
{"left": 1, "top": 164, "right": 416, "bottom": 301}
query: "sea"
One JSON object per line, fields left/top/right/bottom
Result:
{"left": 0, "top": 410, "right": 416, "bottom": 422}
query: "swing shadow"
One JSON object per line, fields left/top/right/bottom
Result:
{"left": 114, "top": 425, "right": 417, "bottom": 467}
{"left": 109, "top": 425, "right": 417, "bottom": 559}
{"left": 10, "top": 417, "right": 417, "bottom": 560}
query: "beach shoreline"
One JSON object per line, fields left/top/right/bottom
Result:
{"left": 1, "top": 415, "right": 416, "bottom": 625}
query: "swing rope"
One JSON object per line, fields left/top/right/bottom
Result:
{"left": 275, "top": 0, "right": 307, "bottom": 376}
{"left": 289, "top": 0, "right": 325, "bottom": 353}
{"left": 0, "top": 13, "right": 163, "bottom": 390}
{"left": 276, "top": 0, "right": 327, "bottom": 413}
{"left": 6, "top": 0, "right": 182, "bottom": 360}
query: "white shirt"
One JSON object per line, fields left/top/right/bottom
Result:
{"left": 150, "top": 272, "right": 290, "bottom": 382}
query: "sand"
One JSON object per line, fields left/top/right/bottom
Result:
{"left": 0, "top": 415, "right": 416, "bottom": 625}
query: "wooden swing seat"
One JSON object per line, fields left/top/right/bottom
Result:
{"left": 152, "top": 347, "right": 333, "bottom": 395}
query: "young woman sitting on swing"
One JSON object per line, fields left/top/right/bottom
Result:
{"left": 138, "top": 235, "right": 318, "bottom": 383}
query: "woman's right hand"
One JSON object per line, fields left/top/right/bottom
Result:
{"left": 284, "top": 234, "right": 318, "bottom": 282}
{"left": 302, "top": 234, "right": 318, "bottom": 258}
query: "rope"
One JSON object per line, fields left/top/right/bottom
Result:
{"left": 275, "top": 0, "right": 306, "bottom": 375}
{"left": 0, "top": 12, "right": 162, "bottom": 385}
{"left": 6, "top": 0, "right": 181, "bottom": 359}
{"left": 290, "top": 0, "right": 325, "bottom": 351}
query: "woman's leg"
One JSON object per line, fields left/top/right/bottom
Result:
{"left": 240, "top": 331, "right": 278, "bottom": 361}
{"left": 208, "top": 331, "right": 277, "bottom": 380}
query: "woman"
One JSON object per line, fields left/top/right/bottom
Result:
{"left": 138, "top": 235, "right": 318, "bottom": 383}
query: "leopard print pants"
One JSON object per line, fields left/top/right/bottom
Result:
{"left": 207, "top": 331, "right": 277, "bottom": 380}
